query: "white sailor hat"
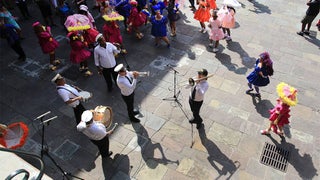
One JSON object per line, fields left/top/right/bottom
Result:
{"left": 81, "top": 110, "right": 93, "bottom": 123}
{"left": 114, "top": 63, "right": 126, "bottom": 72}
{"left": 95, "top": 33, "right": 103, "bottom": 42}
{"left": 51, "top": 74, "right": 63, "bottom": 83}
{"left": 79, "top": 4, "right": 88, "bottom": 12}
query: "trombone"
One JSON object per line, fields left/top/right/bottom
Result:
{"left": 188, "top": 74, "right": 214, "bottom": 86}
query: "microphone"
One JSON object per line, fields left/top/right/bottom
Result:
{"left": 34, "top": 111, "right": 51, "bottom": 120}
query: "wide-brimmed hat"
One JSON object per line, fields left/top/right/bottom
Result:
{"left": 276, "top": 82, "right": 298, "bottom": 106}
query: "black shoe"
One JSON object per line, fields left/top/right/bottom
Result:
{"left": 108, "top": 151, "right": 113, "bottom": 156}
{"left": 102, "top": 151, "right": 113, "bottom": 158}
{"left": 196, "top": 123, "right": 202, "bottom": 129}
{"left": 133, "top": 110, "right": 140, "bottom": 115}
{"left": 130, "top": 117, "right": 140, "bottom": 123}
{"left": 297, "top": 31, "right": 304, "bottom": 36}
{"left": 189, "top": 119, "right": 197, "bottom": 124}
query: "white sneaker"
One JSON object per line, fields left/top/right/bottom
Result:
{"left": 209, "top": 43, "right": 213, "bottom": 48}
{"left": 213, "top": 48, "right": 219, "bottom": 53}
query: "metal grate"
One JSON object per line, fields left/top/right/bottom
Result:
{"left": 260, "top": 142, "right": 290, "bottom": 172}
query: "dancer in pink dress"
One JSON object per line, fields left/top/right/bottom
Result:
{"left": 32, "top": 21, "right": 60, "bottom": 71}
{"left": 218, "top": 5, "right": 235, "bottom": 41}
{"left": 68, "top": 31, "right": 93, "bottom": 76}
{"left": 208, "top": 10, "right": 224, "bottom": 53}
{"left": 103, "top": 20, "right": 127, "bottom": 54}
{"left": 261, "top": 82, "right": 298, "bottom": 137}
{"left": 127, "top": 0, "right": 147, "bottom": 39}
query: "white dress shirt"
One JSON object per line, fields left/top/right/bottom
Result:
{"left": 77, "top": 121, "right": 107, "bottom": 140}
{"left": 57, "top": 84, "right": 80, "bottom": 108}
{"left": 190, "top": 80, "right": 209, "bottom": 102}
{"left": 117, "top": 71, "right": 137, "bottom": 96}
{"left": 94, "top": 42, "right": 120, "bottom": 68}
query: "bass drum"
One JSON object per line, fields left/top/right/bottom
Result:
{"left": 93, "top": 105, "right": 113, "bottom": 128}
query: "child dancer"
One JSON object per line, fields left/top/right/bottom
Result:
{"left": 33, "top": 22, "right": 60, "bottom": 71}
{"left": 68, "top": 31, "right": 93, "bottom": 76}
{"left": 194, "top": 0, "right": 210, "bottom": 33}
{"left": 102, "top": 20, "right": 127, "bottom": 53}
{"left": 151, "top": 7, "right": 170, "bottom": 47}
{"left": 208, "top": 10, "right": 224, "bottom": 52}
{"left": 218, "top": 5, "right": 235, "bottom": 41}
{"left": 127, "top": 0, "right": 147, "bottom": 39}
{"left": 261, "top": 82, "right": 298, "bottom": 137}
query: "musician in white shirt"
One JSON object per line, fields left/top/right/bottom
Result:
{"left": 115, "top": 64, "right": 140, "bottom": 123}
{"left": 189, "top": 69, "right": 209, "bottom": 129}
{"left": 52, "top": 74, "right": 85, "bottom": 124}
{"left": 77, "top": 110, "right": 113, "bottom": 158}
{"left": 94, "top": 33, "right": 120, "bottom": 92}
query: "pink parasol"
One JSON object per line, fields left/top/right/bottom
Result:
{"left": 0, "top": 122, "right": 29, "bottom": 149}
{"left": 64, "top": 14, "right": 91, "bottom": 32}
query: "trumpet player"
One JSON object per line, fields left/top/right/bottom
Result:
{"left": 114, "top": 64, "right": 141, "bottom": 123}
{"left": 189, "top": 69, "right": 209, "bottom": 129}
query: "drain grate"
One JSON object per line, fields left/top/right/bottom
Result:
{"left": 260, "top": 142, "right": 290, "bottom": 172}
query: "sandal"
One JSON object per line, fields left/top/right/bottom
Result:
{"left": 277, "top": 130, "right": 284, "bottom": 136}
{"left": 255, "top": 93, "right": 261, "bottom": 98}
{"left": 260, "top": 129, "right": 270, "bottom": 135}
{"left": 246, "top": 89, "right": 254, "bottom": 94}
{"left": 53, "top": 59, "right": 61, "bottom": 65}
{"left": 49, "top": 65, "right": 57, "bottom": 71}
{"left": 84, "top": 70, "right": 93, "bottom": 76}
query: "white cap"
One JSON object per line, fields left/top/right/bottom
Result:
{"left": 95, "top": 33, "right": 103, "bottom": 42}
{"left": 114, "top": 63, "right": 125, "bottom": 72}
{"left": 51, "top": 74, "right": 63, "bottom": 83}
{"left": 79, "top": 5, "right": 88, "bottom": 12}
{"left": 81, "top": 110, "right": 93, "bottom": 123}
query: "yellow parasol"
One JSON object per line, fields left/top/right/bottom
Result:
{"left": 102, "top": 12, "right": 124, "bottom": 21}
{"left": 276, "top": 82, "right": 298, "bottom": 106}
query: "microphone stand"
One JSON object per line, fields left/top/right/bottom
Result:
{"left": 35, "top": 112, "right": 84, "bottom": 180}
{"left": 163, "top": 65, "right": 181, "bottom": 106}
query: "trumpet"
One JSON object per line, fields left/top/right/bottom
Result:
{"left": 188, "top": 74, "right": 214, "bottom": 86}
{"left": 137, "top": 71, "right": 150, "bottom": 77}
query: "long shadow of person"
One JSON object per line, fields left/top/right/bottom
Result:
{"left": 198, "top": 126, "right": 240, "bottom": 179}
{"left": 267, "top": 135, "right": 318, "bottom": 179}
{"left": 132, "top": 123, "right": 179, "bottom": 169}
{"left": 226, "top": 41, "right": 256, "bottom": 70}
{"left": 247, "top": 0, "right": 271, "bottom": 14}
{"left": 248, "top": 93, "right": 274, "bottom": 118}
{"left": 101, "top": 154, "right": 131, "bottom": 179}
{"left": 303, "top": 32, "right": 320, "bottom": 50}
{"left": 215, "top": 52, "right": 247, "bottom": 75}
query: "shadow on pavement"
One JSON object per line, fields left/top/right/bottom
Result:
{"left": 267, "top": 135, "right": 318, "bottom": 179}
{"left": 102, "top": 153, "right": 131, "bottom": 179}
{"left": 198, "top": 126, "right": 240, "bottom": 179}
{"left": 248, "top": 92, "right": 274, "bottom": 118}
{"left": 247, "top": 0, "right": 271, "bottom": 14}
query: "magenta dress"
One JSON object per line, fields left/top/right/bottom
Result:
{"left": 208, "top": 18, "right": 224, "bottom": 41}
{"left": 102, "top": 22, "right": 123, "bottom": 44}
{"left": 127, "top": 7, "right": 146, "bottom": 28}
{"left": 37, "top": 31, "right": 59, "bottom": 54}
{"left": 269, "top": 99, "right": 290, "bottom": 127}
{"left": 70, "top": 40, "right": 91, "bottom": 64}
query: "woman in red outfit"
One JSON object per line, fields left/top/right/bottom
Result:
{"left": 103, "top": 20, "right": 127, "bottom": 53}
{"left": 127, "top": 0, "right": 147, "bottom": 39}
{"left": 32, "top": 21, "right": 60, "bottom": 71}
{"left": 194, "top": 0, "right": 210, "bottom": 33}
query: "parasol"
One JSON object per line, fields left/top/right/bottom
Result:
{"left": 276, "top": 82, "right": 298, "bottom": 106}
{"left": 223, "top": 0, "right": 241, "bottom": 8}
{"left": 64, "top": 14, "right": 91, "bottom": 32}
{"left": 0, "top": 122, "right": 29, "bottom": 149}
{"left": 102, "top": 12, "right": 125, "bottom": 21}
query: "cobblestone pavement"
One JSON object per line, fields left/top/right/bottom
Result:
{"left": 0, "top": 0, "right": 319, "bottom": 179}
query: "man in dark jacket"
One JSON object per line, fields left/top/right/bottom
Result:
{"left": 297, "top": 0, "right": 320, "bottom": 36}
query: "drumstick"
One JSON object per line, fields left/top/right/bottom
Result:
{"left": 107, "top": 123, "right": 118, "bottom": 134}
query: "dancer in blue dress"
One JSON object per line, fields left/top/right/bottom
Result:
{"left": 246, "top": 52, "right": 274, "bottom": 97}
{"left": 151, "top": 7, "right": 170, "bottom": 47}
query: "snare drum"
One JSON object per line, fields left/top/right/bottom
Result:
{"left": 79, "top": 91, "right": 92, "bottom": 102}
{"left": 93, "top": 105, "right": 113, "bottom": 128}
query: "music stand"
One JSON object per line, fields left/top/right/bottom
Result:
{"left": 35, "top": 111, "right": 84, "bottom": 180}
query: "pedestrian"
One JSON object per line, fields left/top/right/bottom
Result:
{"left": 100, "top": 1, "right": 112, "bottom": 15}
{"left": 167, "top": 0, "right": 180, "bottom": 37}
{"left": 15, "top": 0, "right": 31, "bottom": 19}
{"left": 246, "top": 52, "right": 274, "bottom": 98}
{"left": 194, "top": 0, "right": 210, "bottom": 33}
{"left": 33, "top": 21, "right": 60, "bottom": 71}
{"left": 114, "top": 64, "right": 141, "bottom": 123}
{"left": 78, "top": 4, "right": 96, "bottom": 29}
{"left": 188, "top": 68, "right": 209, "bottom": 129}
{"left": 260, "top": 82, "right": 298, "bottom": 137}
{"left": 150, "top": 7, "right": 170, "bottom": 48}
{"left": 150, "top": 0, "right": 166, "bottom": 16}
{"left": 115, "top": 0, "right": 131, "bottom": 29}
{"left": 0, "top": 5, "right": 23, "bottom": 38}
{"left": 94, "top": 33, "right": 120, "bottom": 92}
{"left": 52, "top": 74, "right": 86, "bottom": 124}
{"left": 0, "top": 17, "right": 26, "bottom": 61}
{"left": 77, "top": 110, "right": 113, "bottom": 158}
{"left": 102, "top": 20, "right": 127, "bottom": 54}
{"left": 67, "top": 31, "right": 93, "bottom": 76}
{"left": 297, "top": 0, "right": 320, "bottom": 36}
{"left": 218, "top": 5, "right": 236, "bottom": 41}
{"left": 35, "top": 0, "right": 56, "bottom": 26}
{"left": 208, "top": 10, "right": 224, "bottom": 53}
{"left": 188, "top": 0, "right": 196, "bottom": 11}
{"left": 127, "top": 0, "right": 147, "bottom": 39}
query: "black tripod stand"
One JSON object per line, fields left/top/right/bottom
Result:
{"left": 35, "top": 111, "right": 84, "bottom": 180}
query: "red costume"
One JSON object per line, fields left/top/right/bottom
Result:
{"left": 194, "top": 1, "right": 210, "bottom": 23}
{"left": 103, "top": 21, "right": 123, "bottom": 44}
{"left": 127, "top": 6, "right": 147, "bottom": 29}
{"left": 69, "top": 36, "right": 91, "bottom": 64}
{"left": 269, "top": 99, "right": 290, "bottom": 127}
{"left": 36, "top": 26, "right": 59, "bottom": 54}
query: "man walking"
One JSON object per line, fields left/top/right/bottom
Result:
{"left": 188, "top": 69, "right": 209, "bottom": 129}
{"left": 94, "top": 33, "right": 120, "bottom": 92}
{"left": 297, "top": 0, "right": 320, "bottom": 36}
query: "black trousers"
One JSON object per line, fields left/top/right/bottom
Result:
{"left": 189, "top": 0, "right": 195, "bottom": 7}
{"left": 73, "top": 103, "right": 85, "bottom": 124}
{"left": 102, "top": 66, "right": 118, "bottom": 91}
{"left": 91, "top": 135, "right": 109, "bottom": 157}
{"left": 121, "top": 92, "right": 135, "bottom": 119}
{"left": 189, "top": 98, "right": 203, "bottom": 124}
{"left": 11, "top": 41, "right": 26, "bottom": 58}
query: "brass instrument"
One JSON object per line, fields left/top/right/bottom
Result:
{"left": 188, "top": 74, "right": 214, "bottom": 86}
{"left": 138, "top": 71, "right": 150, "bottom": 77}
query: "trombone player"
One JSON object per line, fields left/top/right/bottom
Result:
{"left": 189, "top": 69, "right": 209, "bottom": 129}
